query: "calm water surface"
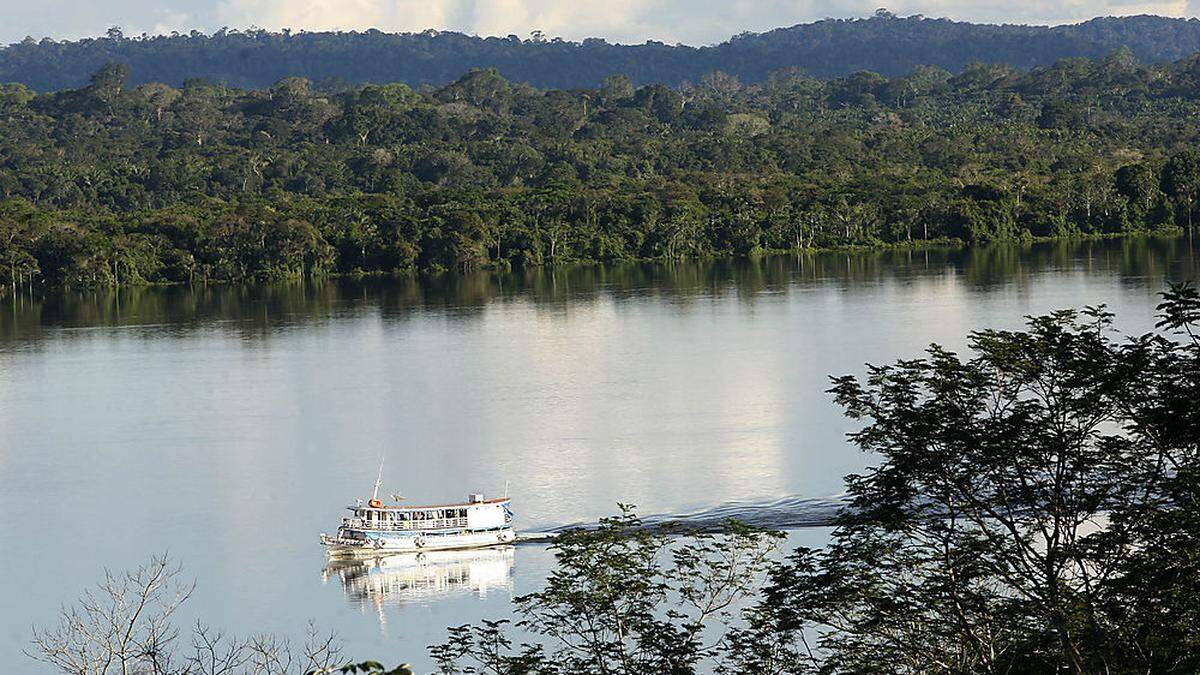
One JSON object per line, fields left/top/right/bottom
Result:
{"left": 1, "top": 237, "right": 1197, "bottom": 671}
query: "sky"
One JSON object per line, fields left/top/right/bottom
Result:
{"left": 2, "top": 0, "right": 1198, "bottom": 47}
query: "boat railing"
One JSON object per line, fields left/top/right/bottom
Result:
{"left": 341, "top": 516, "right": 469, "bottom": 531}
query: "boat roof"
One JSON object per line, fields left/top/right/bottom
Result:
{"left": 348, "top": 497, "right": 510, "bottom": 511}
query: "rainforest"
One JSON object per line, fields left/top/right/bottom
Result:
{"left": 2, "top": 49, "right": 1200, "bottom": 289}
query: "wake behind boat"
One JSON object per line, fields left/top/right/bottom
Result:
{"left": 320, "top": 467, "right": 515, "bottom": 558}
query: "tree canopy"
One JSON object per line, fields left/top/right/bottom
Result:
{"left": 6, "top": 14, "right": 1200, "bottom": 92}
{"left": 3, "top": 52, "right": 1200, "bottom": 290}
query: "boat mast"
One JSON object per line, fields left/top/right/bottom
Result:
{"left": 371, "top": 457, "right": 384, "bottom": 502}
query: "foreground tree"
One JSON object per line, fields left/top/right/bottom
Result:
{"left": 28, "top": 554, "right": 345, "bottom": 675}
{"left": 424, "top": 285, "right": 1200, "bottom": 675}
{"left": 29, "top": 554, "right": 194, "bottom": 675}
{"left": 1100, "top": 283, "right": 1200, "bottom": 671}
{"left": 430, "top": 509, "right": 783, "bottom": 674}
{"left": 732, "top": 285, "right": 1200, "bottom": 674}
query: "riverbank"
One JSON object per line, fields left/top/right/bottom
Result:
{"left": 4, "top": 228, "right": 1191, "bottom": 298}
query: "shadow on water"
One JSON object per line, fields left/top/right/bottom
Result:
{"left": 0, "top": 235, "right": 1196, "bottom": 345}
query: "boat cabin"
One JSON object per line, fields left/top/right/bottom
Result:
{"left": 342, "top": 494, "right": 509, "bottom": 533}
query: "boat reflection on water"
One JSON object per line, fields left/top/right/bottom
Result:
{"left": 323, "top": 546, "right": 516, "bottom": 616}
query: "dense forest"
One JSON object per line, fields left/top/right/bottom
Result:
{"left": 2, "top": 48, "right": 1200, "bottom": 289}
{"left": 6, "top": 13, "right": 1200, "bottom": 92}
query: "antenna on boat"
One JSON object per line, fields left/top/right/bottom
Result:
{"left": 371, "top": 457, "right": 385, "bottom": 502}
{"left": 504, "top": 480, "right": 510, "bottom": 498}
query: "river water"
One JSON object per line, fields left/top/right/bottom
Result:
{"left": 1, "top": 237, "right": 1196, "bottom": 672}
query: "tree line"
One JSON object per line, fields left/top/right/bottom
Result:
{"left": 7, "top": 13, "right": 1200, "bottom": 91}
{"left": 3, "top": 50, "right": 1200, "bottom": 290}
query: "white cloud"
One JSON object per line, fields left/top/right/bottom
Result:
{"left": 881, "top": 0, "right": 1190, "bottom": 24}
{"left": 206, "top": 0, "right": 1198, "bottom": 44}
{"left": 210, "top": 0, "right": 678, "bottom": 42}
{"left": 1, "top": 0, "right": 1197, "bottom": 46}
{"left": 215, "top": 0, "right": 393, "bottom": 31}
{"left": 143, "top": 11, "right": 196, "bottom": 36}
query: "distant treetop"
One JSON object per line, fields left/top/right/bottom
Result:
{"left": 5, "top": 13, "right": 1200, "bottom": 91}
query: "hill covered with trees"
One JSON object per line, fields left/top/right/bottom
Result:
{"left": 2, "top": 49, "right": 1200, "bottom": 289}
{"left": 5, "top": 12, "right": 1200, "bottom": 92}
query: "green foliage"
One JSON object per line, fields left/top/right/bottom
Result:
{"left": 731, "top": 287, "right": 1200, "bottom": 674}
{"left": 1163, "top": 149, "right": 1200, "bottom": 228}
{"left": 9, "top": 15, "right": 1200, "bottom": 92}
{"left": 422, "top": 287, "right": 1200, "bottom": 674}
{"left": 430, "top": 508, "right": 783, "bottom": 674}
{"left": 0, "top": 82, "right": 33, "bottom": 108}
{"left": 3, "top": 53, "right": 1200, "bottom": 290}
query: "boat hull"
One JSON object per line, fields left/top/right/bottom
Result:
{"left": 321, "top": 528, "right": 516, "bottom": 558}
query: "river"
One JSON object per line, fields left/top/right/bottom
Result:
{"left": 1, "top": 236, "right": 1196, "bottom": 672}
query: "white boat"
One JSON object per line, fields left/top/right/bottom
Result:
{"left": 320, "top": 468, "right": 515, "bottom": 558}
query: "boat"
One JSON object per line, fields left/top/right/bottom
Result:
{"left": 319, "top": 466, "right": 515, "bottom": 558}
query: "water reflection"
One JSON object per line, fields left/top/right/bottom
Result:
{"left": 323, "top": 547, "right": 516, "bottom": 619}
{"left": 1, "top": 236, "right": 1195, "bottom": 346}
{"left": 3, "top": 235, "right": 1198, "bottom": 674}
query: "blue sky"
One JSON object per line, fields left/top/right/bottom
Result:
{"left": 3, "top": 0, "right": 1198, "bottom": 46}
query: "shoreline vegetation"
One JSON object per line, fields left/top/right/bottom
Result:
{"left": 0, "top": 229, "right": 1173, "bottom": 292}
{"left": 29, "top": 286, "right": 1200, "bottom": 674}
{"left": 0, "top": 233, "right": 1190, "bottom": 313}
{"left": 2, "top": 229, "right": 1187, "bottom": 297}
{"left": 3, "top": 51, "right": 1200, "bottom": 291}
